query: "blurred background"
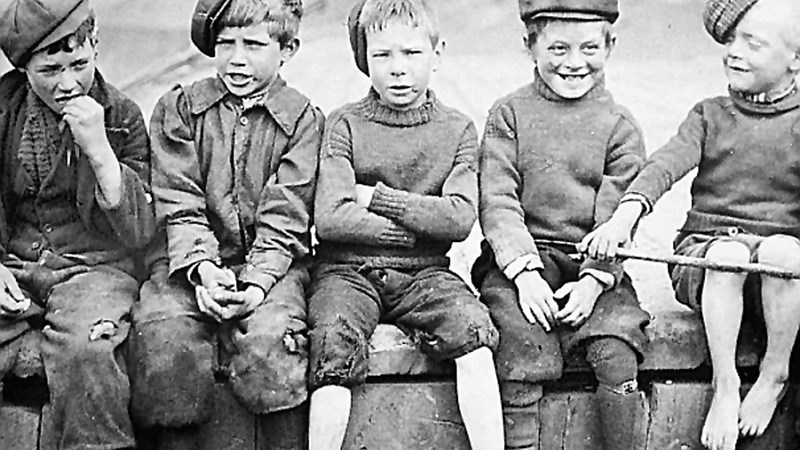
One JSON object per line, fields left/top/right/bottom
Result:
{"left": 0, "top": 0, "right": 730, "bottom": 310}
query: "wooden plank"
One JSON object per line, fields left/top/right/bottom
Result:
{"left": 343, "top": 381, "right": 470, "bottom": 450}
{"left": 198, "top": 384, "right": 257, "bottom": 450}
{"left": 539, "top": 390, "right": 601, "bottom": 450}
{"left": 0, "top": 404, "right": 40, "bottom": 450}
{"left": 256, "top": 403, "right": 308, "bottom": 450}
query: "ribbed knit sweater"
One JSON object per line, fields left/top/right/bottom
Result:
{"left": 315, "top": 89, "right": 478, "bottom": 268}
{"left": 479, "top": 73, "right": 646, "bottom": 279}
{"left": 628, "top": 88, "right": 800, "bottom": 237}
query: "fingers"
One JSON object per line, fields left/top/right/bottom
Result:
{"left": 553, "top": 282, "right": 576, "bottom": 300}
{"left": 519, "top": 298, "right": 553, "bottom": 332}
{"left": 195, "top": 286, "right": 225, "bottom": 322}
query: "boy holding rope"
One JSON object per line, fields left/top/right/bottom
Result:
{"left": 584, "top": 0, "right": 800, "bottom": 449}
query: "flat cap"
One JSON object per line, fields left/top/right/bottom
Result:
{"left": 191, "top": 0, "right": 234, "bottom": 57}
{"left": 703, "top": 0, "right": 759, "bottom": 44}
{"left": 519, "top": 0, "right": 619, "bottom": 24}
{"left": 347, "top": 0, "right": 369, "bottom": 76}
{"left": 0, "top": 0, "right": 91, "bottom": 67}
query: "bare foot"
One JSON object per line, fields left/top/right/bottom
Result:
{"left": 701, "top": 384, "right": 740, "bottom": 450}
{"left": 738, "top": 375, "right": 787, "bottom": 437}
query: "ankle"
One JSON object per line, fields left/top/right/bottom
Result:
{"left": 711, "top": 376, "right": 740, "bottom": 393}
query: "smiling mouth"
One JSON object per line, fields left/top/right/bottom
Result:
{"left": 389, "top": 85, "right": 414, "bottom": 94}
{"left": 227, "top": 74, "right": 252, "bottom": 85}
{"left": 558, "top": 73, "right": 589, "bottom": 83}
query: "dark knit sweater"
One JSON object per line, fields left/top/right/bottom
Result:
{"left": 479, "top": 73, "right": 645, "bottom": 281}
{"left": 315, "top": 89, "right": 478, "bottom": 268}
{"left": 628, "top": 88, "right": 800, "bottom": 238}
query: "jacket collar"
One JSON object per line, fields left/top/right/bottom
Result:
{"left": 187, "top": 75, "right": 310, "bottom": 135}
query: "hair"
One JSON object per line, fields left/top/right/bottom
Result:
{"left": 39, "top": 11, "right": 98, "bottom": 56}
{"left": 359, "top": 0, "right": 440, "bottom": 48}
{"left": 215, "top": 0, "right": 303, "bottom": 48}
{"left": 525, "top": 17, "right": 614, "bottom": 49}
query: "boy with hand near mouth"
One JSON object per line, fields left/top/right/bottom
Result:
{"left": 472, "top": 0, "right": 650, "bottom": 448}
{"left": 130, "top": 0, "right": 323, "bottom": 447}
{"left": 308, "top": 1, "right": 503, "bottom": 449}
{"left": 584, "top": 0, "right": 800, "bottom": 449}
{"left": 0, "top": 0, "right": 156, "bottom": 448}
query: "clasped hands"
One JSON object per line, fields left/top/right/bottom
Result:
{"left": 514, "top": 269, "right": 604, "bottom": 332}
{"left": 194, "top": 261, "right": 265, "bottom": 322}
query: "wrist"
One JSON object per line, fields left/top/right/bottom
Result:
{"left": 613, "top": 202, "right": 643, "bottom": 231}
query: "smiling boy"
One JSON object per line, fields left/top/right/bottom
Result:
{"left": 307, "top": 1, "right": 503, "bottom": 449}
{"left": 0, "top": 0, "right": 156, "bottom": 448}
{"left": 584, "top": 1, "right": 800, "bottom": 449}
{"left": 472, "top": 0, "right": 649, "bottom": 448}
{"left": 129, "top": 0, "right": 323, "bottom": 447}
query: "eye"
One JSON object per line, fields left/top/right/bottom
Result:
{"left": 215, "top": 38, "right": 235, "bottom": 48}
{"left": 582, "top": 43, "right": 601, "bottom": 55}
{"left": 548, "top": 44, "right": 568, "bottom": 56}
{"left": 371, "top": 51, "right": 389, "bottom": 58}
{"left": 244, "top": 39, "right": 269, "bottom": 50}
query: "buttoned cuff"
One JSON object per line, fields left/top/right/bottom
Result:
{"left": 503, "top": 253, "right": 544, "bottom": 280}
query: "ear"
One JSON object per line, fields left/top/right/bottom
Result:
{"left": 605, "top": 32, "right": 617, "bottom": 58}
{"left": 280, "top": 38, "right": 300, "bottom": 65}
{"left": 789, "top": 50, "right": 800, "bottom": 75}
{"left": 431, "top": 39, "right": 445, "bottom": 72}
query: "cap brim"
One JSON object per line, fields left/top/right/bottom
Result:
{"left": 530, "top": 11, "right": 608, "bottom": 21}
{"left": 32, "top": 0, "right": 91, "bottom": 54}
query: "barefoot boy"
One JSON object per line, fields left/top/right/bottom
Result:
{"left": 472, "top": 0, "right": 650, "bottom": 448}
{"left": 0, "top": 0, "right": 155, "bottom": 448}
{"left": 130, "top": 0, "right": 323, "bottom": 446}
{"left": 308, "top": 1, "right": 503, "bottom": 448}
{"left": 584, "top": 0, "right": 800, "bottom": 449}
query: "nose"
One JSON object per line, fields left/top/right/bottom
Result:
{"left": 389, "top": 54, "right": 407, "bottom": 77}
{"left": 725, "top": 35, "right": 744, "bottom": 59}
{"left": 229, "top": 41, "right": 247, "bottom": 66}
{"left": 56, "top": 70, "right": 79, "bottom": 93}
{"left": 563, "top": 49, "right": 584, "bottom": 70}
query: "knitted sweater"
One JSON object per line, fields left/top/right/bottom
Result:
{"left": 628, "top": 88, "right": 800, "bottom": 238}
{"left": 479, "top": 73, "right": 645, "bottom": 282}
{"left": 315, "top": 89, "right": 478, "bottom": 268}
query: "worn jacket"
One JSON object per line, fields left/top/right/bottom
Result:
{"left": 151, "top": 76, "right": 323, "bottom": 293}
{"left": 0, "top": 69, "right": 155, "bottom": 269}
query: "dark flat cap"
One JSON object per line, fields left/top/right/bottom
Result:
{"left": 0, "top": 0, "right": 91, "bottom": 67}
{"left": 703, "top": 0, "right": 759, "bottom": 44}
{"left": 348, "top": 0, "right": 369, "bottom": 76}
{"left": 191, "top": 0, "right": 234, "bottom": 57}
{"left": 519, "top": 0, "right": 619, "bottom": 24}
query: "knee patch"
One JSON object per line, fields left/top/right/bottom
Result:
{"left": 586, "top": 337, "right": 638, "bottom": 388}
{"left": 309, "top": 319, "right": 370, "bottom": 389}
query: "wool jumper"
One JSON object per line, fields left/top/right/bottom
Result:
{"left": 479, "top": 73, "right": 646, "bottom": 281}
{"left": 628, "top": 88, "right": 800, "bottom": 238}
{"left": 315, "top": 89, "right": 478, "bottom": 269}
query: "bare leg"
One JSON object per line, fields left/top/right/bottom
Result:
{"left": 455, "top": 347, "right": 504, "bottom": 450}
{"left": 739, "top": 236, "right": 800, "bottom": 437}
{"left": 308, "top": 385, "right": 352, "bottom": 450}
{"left": 699, "top": 241, "right": 749, "bottom": 450}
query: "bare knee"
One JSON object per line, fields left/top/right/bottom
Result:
{"left": 758, "top": 235, "right": 800, "bottom": 271}
{"left": 705, "top": 240, "right": 751, "bottom": 265}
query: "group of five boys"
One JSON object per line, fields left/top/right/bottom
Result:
{"left": 0, "top": 0, "right": 798, "bottom": 449}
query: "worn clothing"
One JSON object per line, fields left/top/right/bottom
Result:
{"left": 151, "top": 76, "right": 322, "bottom": 292}
{"left": 308, "top": 263, "right": 498, "bottom": 389}
{"left": 132, "top": 75, "right": 322, "bottom": 423}
{"left": 310, "top": 89, "right": 495, "bottom": 389}
{"left": 627, "top": 88, "right": 800, "bottom": 239}
{"left": 479, "top": 73, "right": 646, "bottom": 283}
{"left": 130, "top": 260, "right": 310, "bottom": 425}
{"left": 315, "top": 89, "right": 478, "bottom": 269}
{"left": 473, "top": 244, "right": 649, "bottom": 383}
{"left": 0, "top": 69, "right": 154, "bottom": 450}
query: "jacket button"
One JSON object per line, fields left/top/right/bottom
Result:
{"left": 239, "top": 116, "right": 248, "bottom": 126}
{"left": 31, "top": 242, "right": 40, "bottom": 250}
{"left": 43, "top": 223, "right": 53, "bottom": 233}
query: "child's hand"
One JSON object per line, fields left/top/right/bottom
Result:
{"left": 554, "top": 276, "right": 604, "bottom": 328}
{"left": 579, "top": 201, "right": 643, "bottom": 259}
{"left": 62, "top": 96, "right": 111, "bottom": 161}
{"left": 0, "top": 264, "right": 29, "bottom": 318}
{"left": 514, "top": 270, "right": 558, "bottom": 332}
{"left": 355, "top": 184, "right": 376, "bottom": 207}
{"left": 213, "top": 285, "right": 266, "bottom": 321}
{"left": 197, "top": 261, "right": 237, "bottom": 293}
{"left": 195, "top": 285, "right": 226, "bottom": 322}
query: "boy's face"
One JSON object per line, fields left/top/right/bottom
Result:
{"left": 529, "top": 20, "right": 613, "bottom": 99}
{"left": 24, "top": 41, "right": 97, "bottom": 114}
{"left": 723, "top": 5, "right": 800, "bottom": 95}
{"left": 214, "top": 23, "right": 298, "bottom": 98}
{"left": 366, "top": 19, "right": 442, "bottom": 111}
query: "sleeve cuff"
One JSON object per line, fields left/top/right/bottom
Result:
{"left": 579, "top": 269, "right": 615, "bottom": 291}
{"left": 503, "top": 253, "right": 544, "bottom": 280}
{"left": 239, "top": 265, "right": 278, "bottom": 295}
{"left": 620, "top": 192, "right": 652, "bottom": 215}
{"left": 368, "top": 182, "right": 409, "bottom": 221}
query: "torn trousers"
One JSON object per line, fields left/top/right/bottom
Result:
{"left": 129, "top": 260, "right": 310, "bottom": 428}
{"left": 0, "top": 253, "right": 138, "bottom": 450}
